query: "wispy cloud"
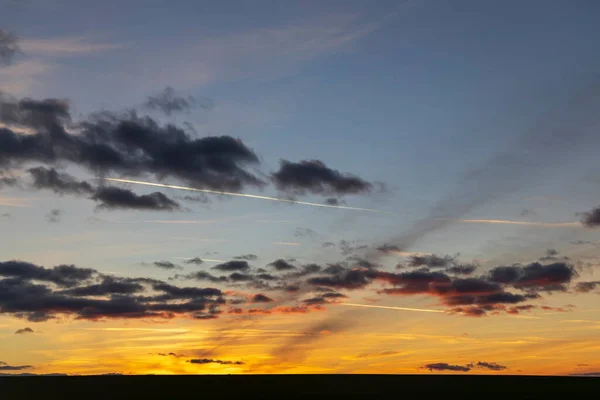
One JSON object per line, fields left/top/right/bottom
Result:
{"left": 271, "top": 242, "right": 301, "bottom": 246}
{"left": 0, "top": 196, "right": 33, "bottom": 207}
{"left": 19, "top": 37, "right": 125, "bottom": 55}
{"left": 0, "top": 59, "right": 52, "bottom": 94}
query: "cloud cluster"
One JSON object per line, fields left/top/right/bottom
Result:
{"left": 1, "top": 92, "right": 377, "bottom": 212}
{"left": 188, "top": 358, "right": 244, "bottom": 365}
{"left": 0, "top": 259, "right": 227, "bottom": 322}
{"left": 424, "top": 361, "right": 507, "bottom": 372}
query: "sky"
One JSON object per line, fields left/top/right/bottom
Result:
{"left": 1, "top": 0, "right": 600, "bottom": 376}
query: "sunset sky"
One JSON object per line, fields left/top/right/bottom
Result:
{"left": 1, "top": 0, "right": 600, "bottom": 376}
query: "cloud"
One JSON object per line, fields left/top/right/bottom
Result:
{"left": 27, "top": 167, "right": 94, "bottom": 195}
{"left": 182, "top": 271, "right": 228, "bottom": 283}
{"left": 251, "top": 294, "right": 274, "bottom": 303}
{"left": 213, "top": 261, "right": 250, "bottom": 272}
{"left": 488, "top": 262, "right": 577, "bottom": 291}
{"left": 575, "top": 281, "right": 600, "bottom": 293}
{"left": 92, "top": 187, "right": 181, "bottom": 211}
{"left": 0, "top": 260, "right": 95, "bottom": 287}
{"left": 0, "top": 361, "right": 33, "bottom": 371}
{"left": 14, "top": 327, "right": 34, "bottom": 334}
{"left": 144, "top": 87, "right": 212, "bottom": 116}
{"left": 268, "top": 259, "right": 296, "bottom": 271}
{"left": 424, "top": 361, "right": 507, "bottom": 372}
{"left": 309, "top": 268, "right": 376, "bottom": 290}
{"left": 408, "top": 254, "right": 456, "bottom": 268}
{"left": 445, "top": 264, "right": 477, "bottom": 275}
{"left": 0, "top": 30, "right": 20, "bottom": 65}
{"left": 581, "top": 206, "right": 600, "bottom": 227}
{"left": 468, "top": 361, "right": 507, "bottom": 371}
{"left": 46, "top": 209, "right": 62, "bottom": 223}
{"left": 59, "top": 276, "right": 145, "bottom": 296}
{"left": 233, "top": 254, "right": 258, "bottom": 261}
{"left": 184, "top": 257, "right": 204, "bottom": 265}
{"left": 149, "top": 261, "right": 183, "bottom": 271}
{"left": 18, "top": 36, "right": 124, "bottom": 55}
{"left": 271, "top": 159, "right": 372, "bottom": 196}
{"left": 424, "top": 363, "right": 471, "bottom": 372}
{"left": 188, "top": 358, "right": 244, "bottom": 365}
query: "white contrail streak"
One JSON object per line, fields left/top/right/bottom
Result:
{"left": 103, "top": 178, "right": 392, "bottom": 214}
{"left": 339, "top": 302, "right": 445, "bottom": 314}
{"left": 435, "top": 218, "right": 580, "bottom": 228}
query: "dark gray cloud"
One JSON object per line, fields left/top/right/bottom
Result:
{"left": 408, "top": 254, "right": 455, "bottom": 268}
{"left": 46, "top": 209, "right": 62, "bottom": 223}
{"left": 14, "top": 327, "right": 34, "bottom": 334}
{"left": 324, "top": 198, "right": 345, "bottom": 206}
{"left": 59, "top": 276, "right": 145, "bottom": 296}
{"left": 488, "top": 262, "right": 577, "bottom": 291}
{"left": 468, "top": 361, "right": 507, "bottom": 371}
{"left": 271, "top": 159, "right": 372, "bottom": 196}
{"left": 268, "top": 259, "right": 296, "bottom": 271}
{"left": 228, "top": 272, "right": 254, "bottom": 282}
{"left": 0, "top": 361, "right": 32, "bottom": 371}
{"left": 184, "top": 257, "right": 204, "bottom": 265}
{"left": 251, "top": 293, "right": 273, "bottom": 303}
{"left": 424, "top": 361, "right": 507, "bottom": 372}
{"left": 149, "top": 261, "right": 182, "bottom": 271}
{"left": 581, "top": 207, "right": 600, "bottom": 228}
{"left": 92, "top": 186, "right": 180, "bottom": 211}
{"left": 233, "top": 254, "right": 258, "bottom": 261}
{"left": 27, "top": 167, "right": 94, "bottom": 195}
{"left": 0, "top": 29, "right": 20, "bottom": 65}
{"left": 0, "top": 260, "right": 95, "bottom": 287}
{"left": 213, "top": 261, "right": 250, "bottom": 272}
{"left": 445, "top": 264, "right": 477, "bottom": 275}
{"left": 309, "top": 268, "right": 376, "bottom": 290}
{"left": 181, "top": 270, "right": 227, "bottom": 283}
{"left": 144, "top": 87, "right": 210, "bottom": 116}
{"left": 188, "top": 358, "right": 243, "bottom": 365}
{"left": 424, "top": 363, "right": 471, "bottom": 372}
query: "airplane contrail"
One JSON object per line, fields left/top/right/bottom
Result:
{"left": 437, "top": 218, "right": 580, "bottom": 228}
{"left": 339, "top": 302, "right": 445, "bottom": 314}
{"left": 103, "top": 178, "right": 392, "bottom": 214}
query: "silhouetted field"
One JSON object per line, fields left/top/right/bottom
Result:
{"left": 1, "top": 375, "right": 598, "bottom": 398}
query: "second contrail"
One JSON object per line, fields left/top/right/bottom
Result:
{"left": 104, "top": 178, "right": 392, "bottom": 214}
{"left": 339, "top": 302, "right": 445, "bottom": 314}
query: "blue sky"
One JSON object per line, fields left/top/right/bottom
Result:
{"left": 2, "top": 0, "right": 600, "bottom": 376}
